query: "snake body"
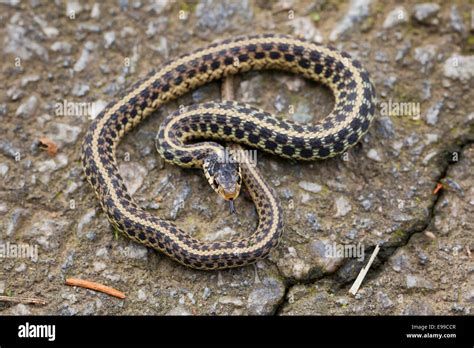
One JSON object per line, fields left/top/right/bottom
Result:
{"left": 81, "top": 34, "right": 376, "bottom": 270}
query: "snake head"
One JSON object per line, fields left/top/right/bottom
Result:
{"left": 203, "top": 154, "right": 242, "bottom": 209}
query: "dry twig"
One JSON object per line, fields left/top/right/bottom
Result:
{"left": 65, "top": 278, "right": 126, "bottom": 299}
{"left": 0, "top": 295, "right": 47, "bottom": 305}
{"left": 433, "top": 182, "right": 443, "bottom": 195}
{"left": 349, "top": 244, "right": 380, "bottom": 295}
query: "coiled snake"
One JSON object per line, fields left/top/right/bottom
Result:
{"left": 81, "top": 34, "right": 376, "bottom": 270}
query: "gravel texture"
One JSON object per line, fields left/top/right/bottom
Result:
{"left": 0, "top": 0, "right": 472, "bottom": 315}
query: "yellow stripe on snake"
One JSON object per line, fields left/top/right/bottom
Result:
{"left": 81, "top": 34, "right": 376, "bottom": 270}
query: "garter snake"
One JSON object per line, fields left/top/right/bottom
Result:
{"left": 81, "top": 34, "right": 376, "bottom": 270}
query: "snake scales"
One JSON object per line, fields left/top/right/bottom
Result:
{"left": 81, "top": 34, "right": 376, "bottom": 270}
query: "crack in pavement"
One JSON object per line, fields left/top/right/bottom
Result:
{"left": 273, "top": 135, "right": 474, "bottom": 315}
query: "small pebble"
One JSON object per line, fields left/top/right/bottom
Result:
{"left": 298, "top": 181, "right": 322, "bottom": 193}
{"left": 367, "top": 148, "right": 382, "bottom": 162}
{"left": 412, "top": 3, "right": 440, "bottom": 24}
{"left": 334, "top": 196, "right": 352, "bottom": 217}
{"left": 383, "top": 6, "right": 408, "bottom": 29}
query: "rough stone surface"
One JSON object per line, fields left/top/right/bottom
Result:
{"left": 383, "top": 6, "right": 408, "bottom": 29}
{"left": 412, "top": 3, "right": 440, "bottom": 25}
{"left": 0, "top": 1, "right": 472, "bottom": 316}
{"left": 443, "top": 54, "right": 474, "bottom": 82}
{"left": 330, "top": 0, "right": 372, "bottom": 41}
{"left": 282, "top": 145, "right": 474, "bottom": 315}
